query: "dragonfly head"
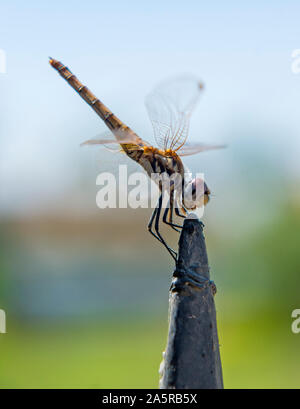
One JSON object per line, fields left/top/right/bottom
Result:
{"left": 183, "top": 177, "right": 210, "bottom": 210}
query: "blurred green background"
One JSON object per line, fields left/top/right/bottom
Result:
{"left": 1, "top": 0, "right": 300, "bottom": 388}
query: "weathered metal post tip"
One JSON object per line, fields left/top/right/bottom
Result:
{"left": 159, "top": 218, "right": 223, "bottom": 389}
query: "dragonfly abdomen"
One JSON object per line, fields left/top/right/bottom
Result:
{"left": 50, "top": 59, "right": 114, "bottom": 125}
{"left": 49, "top": 58, "right": 142, "bottom": 154}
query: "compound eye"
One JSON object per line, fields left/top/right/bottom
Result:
{"left": 204, "top": 182, "right": 210, "bottom": 195}
{"left": 191, "top": 182, "right": 196, "bottom": 197}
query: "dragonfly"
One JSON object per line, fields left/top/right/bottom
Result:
{"left": 49, "top": 58, "right": 224, "bottom": 261}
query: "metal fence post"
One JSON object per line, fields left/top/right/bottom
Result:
{"left": 159, "top": 218, "right": 223, "bottom": 389}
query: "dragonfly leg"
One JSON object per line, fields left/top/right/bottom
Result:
{"left": 163, "top": 206, "right": 181, "bottom": 232}
{"left": 148, "top": 207, "right": 161, "bottom": 242}
{"left": 148, "top": 205, "right": 176, "bottom": 255}
{"left": 170, "top": 192, "right": 185, "bottom": 228}
{"left": 148, "top": 194, "right": 177, "bottom": 261}
{"left": 175, "top": 205, "right": 187, "bottom": 219}
{"left": 155, "top": 195, "right": 177, "bottom": 261}
{"left": 163, "top": 192, "right": 183, "bottom": 231}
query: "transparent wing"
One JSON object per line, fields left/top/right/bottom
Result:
{"left": 81, "top": 129, "right": 149, "bottom": 148}
{"left": 145, "top": 76, "right": 204, "bottom": 151}
{"left": 177, "top": 143, "right": 226, "bottom": 157}
{"left": 81, "top": 131, "right": 119, "bottom": 147}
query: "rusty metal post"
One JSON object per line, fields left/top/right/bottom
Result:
{"left": 159, "top": 217, "right": 223, "bottom": 389}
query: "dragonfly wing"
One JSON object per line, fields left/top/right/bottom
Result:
{"left": 177, "top": 142, "right": 226, "bottom": 157}
{"left": 81, "top": 129, "right": 149, "bottom": 147}
{"left": 145, "top": 76, "right": 204, "bottom": 151}
{"left": 81, "top": 131, "right": 118, "bottom": 146}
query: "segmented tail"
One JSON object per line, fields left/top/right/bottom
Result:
{"left": 49, "top": 58, "right": 143, "bottom": 157}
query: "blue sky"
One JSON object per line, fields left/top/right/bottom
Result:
{"left": 0, "top": 1, "right": 300, "bottom": 215}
